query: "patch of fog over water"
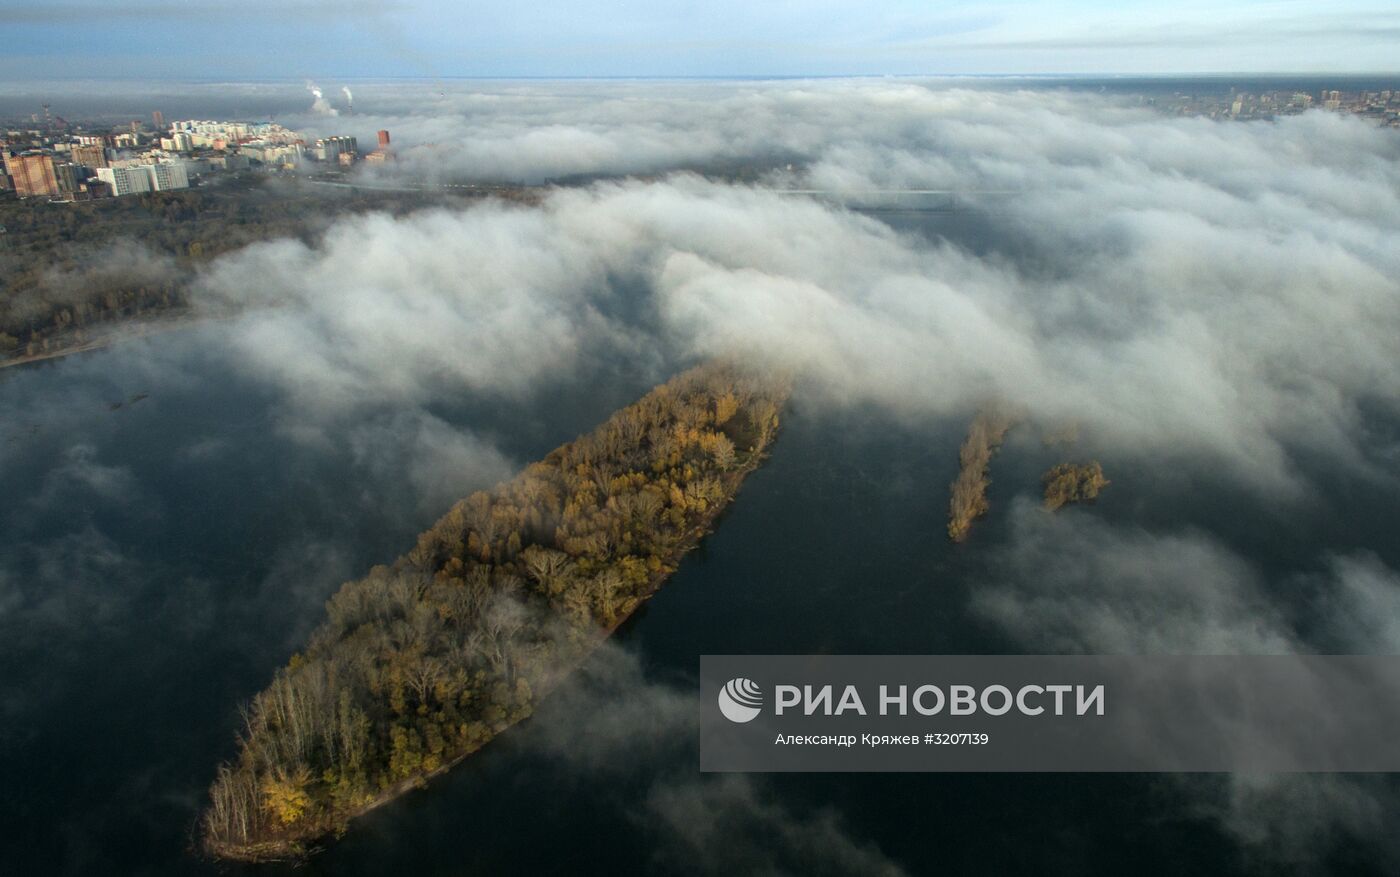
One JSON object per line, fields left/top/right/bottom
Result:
{"left": 3, "top": 79, "right": 1400, "bottom": 875}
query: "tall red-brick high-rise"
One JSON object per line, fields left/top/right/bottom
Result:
{"left": 5, "top": 152, "right": 60, "bottom": 198}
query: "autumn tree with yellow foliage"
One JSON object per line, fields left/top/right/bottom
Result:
{"left": 1042, "top": 461, "right": 1110, "bottom": 511}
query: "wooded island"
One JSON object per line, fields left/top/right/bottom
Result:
{"left": 202, "top": 361, "right": 788, "bottom": 860}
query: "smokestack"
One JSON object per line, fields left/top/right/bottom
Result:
{"left": 378, "top": 129, "right": 390, "bottom": 149}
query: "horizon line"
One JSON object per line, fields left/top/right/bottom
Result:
{"left": 2, "top": 71, "right": 1400, "bottom": 87}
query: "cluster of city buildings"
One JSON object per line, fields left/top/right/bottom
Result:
{"left": 1159, "top": 87, "right": 1400, "bottom": 125}
{"left": 1, "top": 108, "right": 394, "bottom": 202}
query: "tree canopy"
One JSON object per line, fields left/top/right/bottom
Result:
{"left": 1042, "top": 461, "right": 1109, "bottom": 511}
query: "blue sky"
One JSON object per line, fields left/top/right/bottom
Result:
{"left": 2, "top": 0, "right": 1397, "bottom": 79}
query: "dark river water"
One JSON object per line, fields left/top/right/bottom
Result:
{"left": 2, "top": 209, "right": 1398, "bottom": 875}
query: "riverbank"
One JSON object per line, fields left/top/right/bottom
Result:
{"left": 0, "top": 312, "right": 202, "bottom": 371}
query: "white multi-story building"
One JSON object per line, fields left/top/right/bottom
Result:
{"left": 150, "top": 161, "right": 189, "bottom": 191}
{"left": 159, "top": 133, "right": 194, "bottom": 152}
{"left": 171, "top": 120, "right": 294, "bottom": 142}
{"left": 96, "top": 165, "right": 152, "bottom": 196}
{"left": 313, "top": 136, "right": 357, "bottom": 162}
{"left": 94, "top": 160, "right": 191, "bottom": 196}
{"left": 238, "top": 142, "right": 304, "bottom": 166}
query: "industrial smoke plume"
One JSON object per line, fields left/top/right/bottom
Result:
{"left": 305, "top": 80, "right": 338, "bottom": 116}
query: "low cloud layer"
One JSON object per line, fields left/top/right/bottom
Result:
{"left": 976, "top": 500, "right": 1400, "bottom": 870}
{"left": 523, "top": 644, "right": 909, "bottom": 877}
{"left": 200, "top": 85, "right": 1400, "bottom": 503}
{"left": 975, "top": 497, "right": 1400, "bottom": 657}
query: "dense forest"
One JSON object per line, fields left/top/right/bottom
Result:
{"left": 0, "top": 178, "right": 534, "bottom": 364}
{"left": 201, "top": 361, "right": 788, "bottom": 861}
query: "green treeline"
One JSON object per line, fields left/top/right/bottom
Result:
{"left": 947, "top": 409, "right": 1015, "bottom": 542}
{"left": 201, "top": 361, "right": 787, "bottom": 861}
{"left": 1042, "top": 461, "right": 1109, "bottom": 511}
